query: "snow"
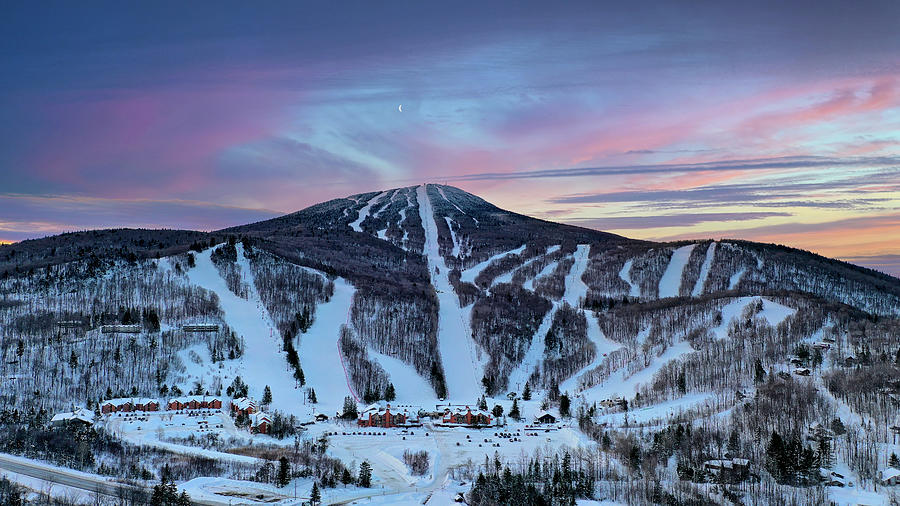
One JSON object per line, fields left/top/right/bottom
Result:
{"left": 658, "top": 244, "right": 696, "bottom": 298}
{"left": 350, "top": 191, "right": 390, "bottom": 233}
{"left": 580, "top": 340, "right": 695, "bottom": 399}
{"left": 507, "top": 303, "right": 557, "bottom": 393}
{"left": 444, "top": 217, "right": 461, "bottom": 258}
{"left": 368, "top": 349, "right": 437, "bottom": 403}
{"left": 560, "top": 315, "right": 620, "bottom": 393}
{"left": 562, "top": 245, "right": 591, "bottom": 306}
{"left": 438, "top": 186, "right": 476, "bottom": 224}
{"left": 692, "top": 242, "right": 716, "bottom": 297}
{"left": 460, "top": 245, "right": 526, "bottom": 284}
{"left": 492, "top": 245, "right": 558, "bottom": 288}
{"left": 594, "top": 392, "right": 714, "bottom": 426}
{"left": 298, "top": 277, "right": 358, "bottom": 410}
{"left": 728, "top": 268, "right": 746, "bottom": 290}
{"left": 525, "top": 257, "right": 561, "bottom": 292}
{"left": 187, "top": 245, "right": 353, "bottom": 417}
{"left": 512, "top": 245, "right": 621, "bottom": 393}
{"left": 417, "top": 185, "right": 484, "bottom": 401}
{"left": 710, "top": 296, "right": 796, "bottom": 340}
{"left": 619, "top": 259, "right": 640, "bottom": 297}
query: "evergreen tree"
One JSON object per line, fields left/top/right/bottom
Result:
{"left": 522, "top": 383, "right": 531, "bottom": 401}
{"left": 309, "top": 388, "right": 317, "bottom": 403}
{"left": 358, "top": 461, "right": 372, "bottom": 487}
{"left": 509, "top": 398, "right": 521, "bottom": 420}
{"left": 890, "top": 453, "right": 900, "bottom": 469}
{"left": 342, "top": 396, "right": 358, "bottom": 420}
{"left": 559, "top": 393, "right": 571, "bottom": 418}
{"left": 477, "top": 395, "right": 488, "bottom": 411}
{"left": 384, "top": 383, "right": 396, "bottom": 402}
{"left": 754, "top": 359, "right": 766, "bottom": 383}
{"left": 341, "top": 468, "right": 353, "bottom": 485}
{"left": 69, "top": 350, "right": 78, "bottom": 369}
{"left": 263, "top": 385, "right": 273, "bottom": 405}
{"left": 492, "top": 404, "right": 504, "bottom": 418}
{"left": 277, "top": 456, "right": 291, "bottom": 488}
{"left": 310, "top": 482, "right": 321, "bottom": 505}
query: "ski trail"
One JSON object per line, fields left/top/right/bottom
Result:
{"left": 444, "top": 217, "right": 461, "bottom": 258}
{"left": 437, "top": 186, "right": 476, "bottom": 224}
{"left": 492, "top": 245, "right": 559, "bottom": 289}
{"left": 506, "top": 306, "right": 556, "bottom": 393}
{"left": 659, "top": 244, "right": 696, "bottom": 298}
{"left": 729, "top": 268, "right": 746, "bottom": 290}
{"left": 460, "top": 245, "right": 526, "bottom": 284}
{"left": 349, "top": 191, "right": 389, "bottom": 232}
{"left": 398, "top": 188, "right": 413, "bottom": 247}
{"left": 562, "top": 244, "right": 591, "bottom": 306}
{"left": 368, "top": 349, "right": 437, "bottom": 403}
{"left": 560, "top": 314, "right": 619, "bottom": 393}
{"left": 186, "top": 246, "right": 344, "bottom": 417}
{"left": 510, "top": 245, "right": 616, "bottom": 393}
{"left": 416, "top": 184, "right": 483, "bottom": 401}
{"left": 300, "top": 276, "right": 359, "bottom": 411}
{"left": 619, "top": 259, "right": 640, "bottom": 297}
{"left": 692, "top": 242, "right": 717, "bottom": 297}
{"left": 525, "top": 257, "right": 561, "bottom": 292}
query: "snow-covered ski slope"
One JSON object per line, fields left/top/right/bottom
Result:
{"left": 187, "top": 245, "right": 354, "bottom": 415}
{"left": 619, "top": 259, "right": 641, "bottom": 297}
{"left": 368, "top": 350, "right": 437, "bottom": 404}
{"left": 460, "top": 245, "right": 526, "bottom": 284}
{"left": 710, "top": 296, "right": 795, "bottom": 340}
{"left": 658, "top": 244, "right": 696, "bottom": 298}
{"left": 510, "top": 245, "right": 620, "bottom": 392}
{"left": 349, "top": 191, "right": 389, "bottom": 232}
{"left": 692, "top": 242, "right": 717, "bottom": 296}
{"left": 417, "top": 185, "right": 483, "bottom": 401}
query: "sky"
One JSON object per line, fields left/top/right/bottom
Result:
{"left": 1, "top": 1, "right": 899, "bottom": 276}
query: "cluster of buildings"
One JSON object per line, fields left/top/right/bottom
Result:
{"left": 357, "top": 404, "right": 421, "bottom": 428}
{"left": 99, "top": 396, "right": 224, "bottom": 414}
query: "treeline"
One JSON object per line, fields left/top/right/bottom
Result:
{"left": 472, "top": 284, "right": 552, "bottom": 395}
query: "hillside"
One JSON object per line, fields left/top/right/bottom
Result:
{"left": 1, "top": 184, "right": 899, "bottom": 505}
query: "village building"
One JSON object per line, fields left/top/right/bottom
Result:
{"left": 167, "top": 395, "right": 222, "bottom": 411}
{"left": 441, "top": 406, "right": 492, "bottom": 427}
{"left": 100, "top": 397, "right": 159, "bottom": 413}
{"left": 534, "top": 412, "right": 557, "bottom": 425}
{"left": 231, "top": 397, "right": 257, "bottom": 416}
{"left": 358, "top": 404, "right": 419, "bottom": 428}
{"left": 793, "top": 367, "right": 811, "bottom": 376}
{"left": 100, "top": 324, "right": 142, "bottom": 334}
{"left": 703, "top": 458, "right": 750, "bottom": 482}
{"left": 50, "top": 408, "right": 94, "bottom": 427}
{"left": 881, "top": 468, "right": 900, "bottom": 486}
{"left": 251, "top": 412, "right": 272, "bottom": 434}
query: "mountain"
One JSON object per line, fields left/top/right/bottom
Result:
{"left": 1, "top": 184, "right": 899, "bottom": 503}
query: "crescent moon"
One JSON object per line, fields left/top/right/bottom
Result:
{"left": 398, "top": 104, "right": 402, "bottom": 112}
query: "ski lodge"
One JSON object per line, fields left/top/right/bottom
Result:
{"left": 357, "top": 404, "right": 420, "bottom": 428}
{"left": 441, "top": 406, "right": 492, "bottom": 427}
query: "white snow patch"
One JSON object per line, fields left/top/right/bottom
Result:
{"left": 460, "top": 245, "right": 526, "bottom": 284}
{"left": 349, "top": 191, "right": 389, "bottom": 232}
{"left": 710, "top": 296, "right": 796, "bottom": 340}
{"left": 368, "top": 349, "right": 437, "bottom": 403}
{"left": 619, "top": 259, "right": 640, "bottom": 297}
{"left": 581, "top": 340, "right": 695, "bottom": 399}
{"left": 444, "top": 217, "right": 461, "bottom": 258}
{"left": 417, "top": 185, "right": 483, "bottom": 401}
{"left": 728, "top": 268, "right": 746, "bottom": 290}
{"left": 692, "top": 242, "right": 717, "bottom": 297}
{"left": 659, "top": 244, "right": 696, "bottom": 298}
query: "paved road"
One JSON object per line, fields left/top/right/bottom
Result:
{"left": 0, "top": 454, "right": 229, "bottom": 505}
{"left": 0, "top": 453, "right": 145, "bottom": 500}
